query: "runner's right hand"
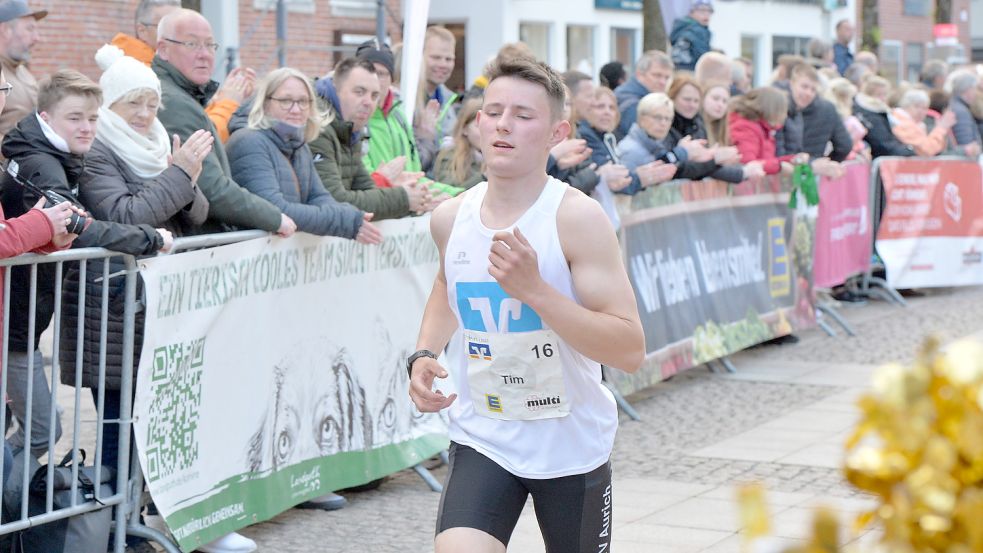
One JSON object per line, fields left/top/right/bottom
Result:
{"left": 409, "top": 357, "right": 457, "bottom": 412}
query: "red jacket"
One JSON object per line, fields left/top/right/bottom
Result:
{"left": 727, "top": 112, "right": 794, "bottom": 175}
{"left": 0, "top": 206, "right": 59, "bottom": 362}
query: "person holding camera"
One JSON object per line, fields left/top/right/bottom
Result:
{"left": 0, "top": 69, "right": 173, "bottom": 460}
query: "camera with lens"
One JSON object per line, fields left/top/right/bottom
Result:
{"left": 4, "top": 160, "right": 87, "bottom": 234}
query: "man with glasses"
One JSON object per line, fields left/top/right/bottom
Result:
{"left": 112, "top": 0, "right": 254, "bottom": 143}
{"left": 0, "top": 0, "right": 45, "bottom": 144}
{"left": 153, "top": 10, "right": 295, "bottom": 231}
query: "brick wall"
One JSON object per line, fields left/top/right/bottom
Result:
{"left": 877, "top": 0, "right": 972, "bottom": 82}
{"left": 23, "top": 0, "right": 402, "bottom": 84}
{"left": 236, "top": 0, "right": 403, "bottom": 78}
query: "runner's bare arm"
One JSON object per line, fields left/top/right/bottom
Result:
{"left": 488, "top": 190, "right": 644, "bottom": 372}
{"left": 410, "top": 196, "right": 464, "bottom": 412}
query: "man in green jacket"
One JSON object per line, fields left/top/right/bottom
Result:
{"left": 153, "top": 9, "right": 295, "bottom": 237}
{"left": 310, "top": 57, "right": 433, "bottom": 221}
{"left": 355, "top": 40, "right": 462, "bottom": 198}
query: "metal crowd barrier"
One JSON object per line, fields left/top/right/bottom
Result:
{"left": 0, "top": 231, "right": 279, "bottom": 553}
{"left": 0, "top": 247, "right": 142, "bottom": 553}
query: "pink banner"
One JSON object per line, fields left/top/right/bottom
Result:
{"left": 813, "top": 163, "right": 872, "bottom": 288}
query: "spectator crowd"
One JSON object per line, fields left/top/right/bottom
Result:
{"left": 0, "top": 0, "right": 981, "bottom": 551}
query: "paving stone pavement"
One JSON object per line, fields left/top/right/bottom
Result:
{"left": 232, "top": 285, "right": 983, "bottom": 552}
{"left": 40, "top": 285, "right": 983, "bottom": 552}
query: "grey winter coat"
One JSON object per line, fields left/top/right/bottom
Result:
{"left": 950, "top": 95, "right": 982, "bottom": 148}
{"left": 227, "top": 110, "right": 363, "bottom": 239}
{"left": 59, "top": 138, "right": 209, "bottom": 389}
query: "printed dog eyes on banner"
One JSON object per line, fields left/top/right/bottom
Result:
{"left": 456, "top": 282, "right": 542, "bottom": 333}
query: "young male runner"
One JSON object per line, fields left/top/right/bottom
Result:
{"left": 408, "top": 57, "right": 645, "bottom": 553}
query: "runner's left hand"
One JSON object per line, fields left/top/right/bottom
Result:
{"left": 489, "top": 228, "right": 545, "bottom": 304}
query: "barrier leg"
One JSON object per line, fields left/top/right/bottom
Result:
{"left": 413, "top": 463, "right": 443, "bottom": 492}
{"left": 439, "top": 449, "right": 449, "bottom": 465}
{"left": 126, "top": 524, "right": 182, "bottom": 553}
{"left": 815, "top": 309, "right": 837, "bottom": 337}
{"left": 602, "top": 380, "right": 642, "bottom": 421}
{"left": 718, "top": 357, "right": 738, "bottom": 374}
{"left": 705, "top": 362, "right": 720, "bottom": 374}
{"left": 817, "top": 302, "right": 856, "bottom": 337}
{"left": 864, "top": 276, "right": 907, "bottom": 307}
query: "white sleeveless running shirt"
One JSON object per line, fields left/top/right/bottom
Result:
{"left": 443, "top": 177, "right": 618, "bottom": 478}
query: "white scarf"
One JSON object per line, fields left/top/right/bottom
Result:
{"left": 95, "top": 107, "right": 170, "bottom": 178}
{"left": 35, "top": 113, "right": 70, "bottom": 153}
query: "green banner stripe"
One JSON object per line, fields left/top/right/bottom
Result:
{"left": 164, "top": 434, "right": 448, "bottom": 551}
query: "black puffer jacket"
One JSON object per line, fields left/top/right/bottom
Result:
{"left": 853, "top": 94, "right": 915, "bottom": 158}
{"left": 0, "top": 115, "right": 163, "bottom": 353}
{"left": 57, "top": 138, "right": 208, "bottom": 389}
{"left": 666, "top": 112, "right": 745, "bottom": 183}
{"left": 799, "top": 97, "right": 852, "bottom": 161}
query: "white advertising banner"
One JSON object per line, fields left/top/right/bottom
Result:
{"left": 132, "top": 218, "right": 447, "bottom": 551}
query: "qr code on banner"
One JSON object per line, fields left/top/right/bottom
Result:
{"left": 145, "top": 337, "right": 205, "bottom": 483}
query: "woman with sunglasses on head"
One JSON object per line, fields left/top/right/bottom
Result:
{"left": 226, "top": 67, "right": 381, "bottom": 244}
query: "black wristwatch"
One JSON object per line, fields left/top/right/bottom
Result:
{"left": 406, "top": 349, "right": 438, "bottom": 379}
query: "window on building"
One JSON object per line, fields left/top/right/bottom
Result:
{"left": 520, "top": 23, "right": 551, "bottom": 65}
{"left": 254, "top": 0, "right": 316, "bottom": 13}
{"left": 771, "top": 35, "right": 810, "bottom": 67}
{"left": 567, "top": 25, "right": 595, "bottom": 74}
{"left": 902, "top": 0, "right": 929, "bottom": 16}
{"left": 880, "top": 41, "right": 902, "bottom": 83}
{"left": 610, "top": 27, "right": 637, "bottom": 70}
{"left": 905, "top": 42, "right": 924, "bottom": 83}
{"left": 740, "top": 35, "right": 759, "bottom": 86}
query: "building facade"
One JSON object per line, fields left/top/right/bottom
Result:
{"left": 28, "top": 0, "right": 400, "bottom": 83}
{"left": 875, "top": 0, "right": 971, "bottom": 81}
{"left": 427, "top": 0, "right": 857, "bottom": 90}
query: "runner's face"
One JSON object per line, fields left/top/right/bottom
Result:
{"left": 478, "top": 76, "right": 566, "bottom": 179}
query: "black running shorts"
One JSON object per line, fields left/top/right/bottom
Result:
{"left": 435, "top": 442, "right": 613, "bottom": 552}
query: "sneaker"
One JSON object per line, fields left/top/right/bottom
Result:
{"left": 298, "top": 492, "right": 347, "bottom": 511}
{"left": 197, "top": 532, "right": 257, "bottom": 553}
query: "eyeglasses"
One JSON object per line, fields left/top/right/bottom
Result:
{"left": 268, "top": 97, "right": 312, "bottom": 111}
{"left": 163, "top": 37, "right": 220, "bottom": 53}
{"left": 643, "top": 114, "right": 673, "bottom": 124}
{"left": 0, "top": 83, "right": 13, "bottom": 97}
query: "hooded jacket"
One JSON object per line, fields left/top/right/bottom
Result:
{"left": 0, "top": 114, "right": 163, "bottom": 352}
{"left": 670, "top": 16, "right": 711, "bottom": 72}
{"left": 153, "top": 56, "right": 283, "bottom": 233}
{"left": 226, "top": 103, "right": 363, "bottom": 238}
{"left": 852, "top": 94, "right": 914, "bottom": 158}
{"left": 309, "top": 77, "right": 412, "bottom": 221}
{"left": 614, "top": 77, "right": 651, "bottom": 140}
{"left": 728, "top": 112, "right": 793, "bottom": 174}
{"left": 59, "top": 138, "right": 208, "bottom": 390}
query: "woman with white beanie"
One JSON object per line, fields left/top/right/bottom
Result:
{"left": 58, "top": 45, "right": 257, "bottom": 553}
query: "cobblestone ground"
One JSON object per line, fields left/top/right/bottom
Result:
{"left": 232, "top": 285, "right": 983, "bottom": 553}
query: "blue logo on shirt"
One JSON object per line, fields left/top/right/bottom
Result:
{"left": 456, "top": 282, "right": 542, "bottom": 333}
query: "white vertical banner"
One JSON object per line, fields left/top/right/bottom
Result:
{"left": 400, "top": 0, "right": 431, "bottom": 127}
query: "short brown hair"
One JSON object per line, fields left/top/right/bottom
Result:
{"left": 333, "top": 57, "right": 376, "bottom": 87}
{"left": 38, "top": 70, "right": 102, "bottom": 113}
{"left": 486, "top": 57, "right": 566, "bottom": 120}
{"left": 790, "top": 62, "right": 820, "bottom": 83}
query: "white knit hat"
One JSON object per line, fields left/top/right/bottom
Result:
{"left": 94, "top": 44, "right": 162, "bottom": 108}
